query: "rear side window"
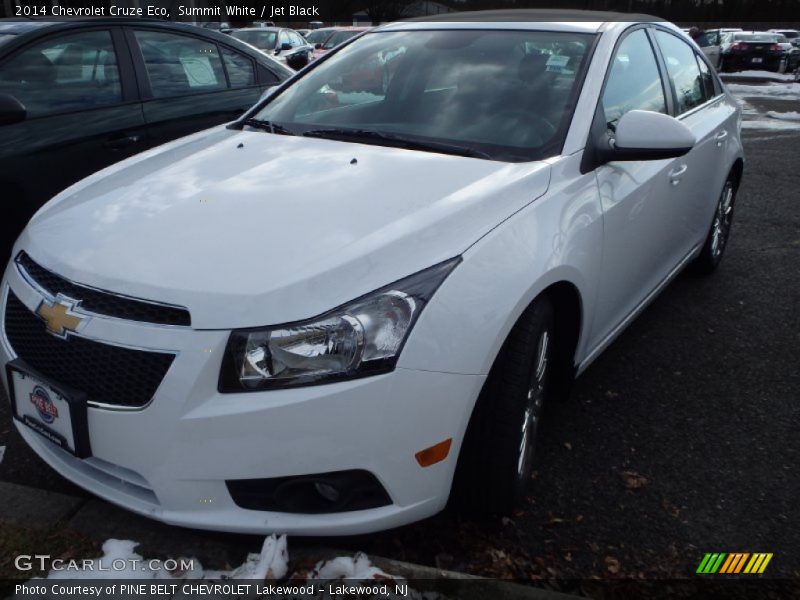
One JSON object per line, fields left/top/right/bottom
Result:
{"left": 655, "top": 30, "right": 708, "bottom": 114}
{"left": 695, "top": 52, "right": 716, "bottom": 99}
{"left": 0, "top": 30, "right": 121, "bottom": 118}
{"left": 135, "top": 30, "right": 226, "bottom": 98}
{"left": 221, "top": 47, "right": 255, "bottom": 88}
{"left": 602, "top": 29, "right": 666, "bottom": 132}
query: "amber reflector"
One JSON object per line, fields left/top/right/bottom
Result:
{"left": 415, "top": 438, "right": 453, "bottom": 467}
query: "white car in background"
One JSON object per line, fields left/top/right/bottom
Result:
{"left": 2, "top": 12, "right": 743, "bottom": 535}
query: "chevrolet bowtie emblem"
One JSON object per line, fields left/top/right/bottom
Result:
{"left": 36, "top": 297, "right": 83, "bottom": 338}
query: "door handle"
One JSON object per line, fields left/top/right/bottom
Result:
{"left": 104, "top": 134, "right": 141, "bottom": 150}
{"left": 669, "top": 164, "right": 688, "bottom": 186}
{"left": 715, "top": 130, "right": 728, "bottom": 147}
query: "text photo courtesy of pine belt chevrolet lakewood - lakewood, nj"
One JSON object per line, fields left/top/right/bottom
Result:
{"left": 1, "top": 0, "right": 798, "bottom": 595}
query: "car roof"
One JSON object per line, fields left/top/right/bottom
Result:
{"left": 388, "top": 9, "right": 663, "bottom": 33}
{"left": 231, "top": 27, "right": 281, "bottom": 33}
{"left": 0, "top": 17, "right": 218, "bottom": 36}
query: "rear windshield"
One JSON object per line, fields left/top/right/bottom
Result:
{"left": 305, "top": 29, "right": 332, "bottom": 45}
{"left": 253, "top": 29, "right": 595, "bottom": 162}
{"left": 322, "top": 30, "right": 362, "bottom": 50}
{"left": 232, "top": 30, "right": 277, "bottom": 49}
{"left": 734, "top": 33, "right": 780, "bottom": 42}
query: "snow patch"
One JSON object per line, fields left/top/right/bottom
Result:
{"left": 766, "top": 110, "right": 800, "bottom": 121}
{"left": 313, "top": 552, "right": 390, "bottom": 580}
{"left": 204, "top": 535, "right": 288, "bottom": 580}
{"left": 742, "top": 118, "right": 800, "bottom": 131}
{"left": 722, "top": 70, "right": 797, "bottom": 82}
{"left": 726, "top": 82, "right": 800, "bottom": 100}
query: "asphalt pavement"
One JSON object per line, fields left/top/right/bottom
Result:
{"left": 1, "top": 95, "right": 798, "bottom": 583}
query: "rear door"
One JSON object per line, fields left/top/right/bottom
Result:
{"left": 0, "top": 26, "right": 145, "bottom": 260}
{"left": 652, "top": 29, "right": 736, "bottom": 250}
{"left": 127, "top": 28, "right": 269, "bottom": 147}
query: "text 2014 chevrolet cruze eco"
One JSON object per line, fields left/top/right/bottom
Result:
{"left": 2, "top": 13, "right": 743, "bottom": 534}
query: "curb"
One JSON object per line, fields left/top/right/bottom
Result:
{"left": 0, "top": 482, "right": 583, "bottom": 599}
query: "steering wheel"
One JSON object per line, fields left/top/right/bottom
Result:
{"left": 486, "top": 109, "right": 557, "bottom": 147}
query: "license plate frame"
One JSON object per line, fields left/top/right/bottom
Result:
{"left": 751, "top": 57, "right": 763, "bottom": 64}
{"left": 6, "top": 359, "right": 91, "bottom": 458}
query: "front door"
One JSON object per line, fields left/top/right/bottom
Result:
{"left": 588, "top": 27, "right": 686, "bottom": 349}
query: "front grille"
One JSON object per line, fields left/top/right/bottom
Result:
{"left": 4, "top": 290, "right": 174, "bottom": 408}
{"left": 16, "top": 252, "right": 191, "bottom": 326}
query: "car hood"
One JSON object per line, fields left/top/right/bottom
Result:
{"left": 19, "top": 126, "right": 551, "bottom": 329}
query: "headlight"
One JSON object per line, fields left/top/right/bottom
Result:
{"left": 219, "top": 258, "right": 460, "bottom": 391}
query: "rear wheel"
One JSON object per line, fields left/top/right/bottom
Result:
{"left": 691, "top": 175, "right": 737, "bottom": 274}
{"left": 451, "top": 297, "right": 555, "bottom": 514}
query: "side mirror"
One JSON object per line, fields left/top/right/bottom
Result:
{"left": 314, "top": 43, "right": 322, "bottom": 49}
{"left": 280, "top": 42, "right": 292, "bottom": 51}
{"left": 607, "top": 110, "right": 695, "bottom": 161}
{"left": 0, "top": 93, "right": 26, "bottom": 126}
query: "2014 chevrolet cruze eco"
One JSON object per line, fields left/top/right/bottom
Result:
{"left": 1, "top": 13, "right": 743, "bottom": 535}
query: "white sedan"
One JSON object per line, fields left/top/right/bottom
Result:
{"left": 1, "top": 12, "right": 743, "bottom": 535}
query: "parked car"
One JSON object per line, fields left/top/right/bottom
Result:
{"left": 230, "top": 27, "right": 312, "bottom": 70}
{"left": 303, "top": 27, "right": 336, "bottom": 50}
{"left": 690, "top": 28, "right": 742, "bottom": 70}
{"left": 719, "top": 31, "right": 791, "bottom": 72}
{"left": 311, "top": 27, "right": 369, "bottom": 61}
{"left": 199, "top": 21, "right": 232, "bottom": 34}
{"left": 2, "top": 13, "right": 743, "bottom": 535}
{"left": 0, "top": 18, "right": 292, "bottom": 262}
{"left": 768, "top": 29, "right": 800, "bottom": 48}
{"left": 772, "top": 33, "right": 800, "bottom": 71}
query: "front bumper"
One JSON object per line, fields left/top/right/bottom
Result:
{"left": 1, "top": 261, "right": 484, "bottom": 535}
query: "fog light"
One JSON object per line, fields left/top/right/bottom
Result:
{"left": 314, "top": 481, "right": 340, "bottom": 503}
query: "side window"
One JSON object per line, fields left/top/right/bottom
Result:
{"left": 278, "top": 31, "right": 290, "bottom": 49}
{"left": 221, "top": 47, "right": 255, "bottom": 88}
{"left": 134, "top": 30, "right": 226, "bottom": 98}
{"left": 602, "top": 29, "right": 666, "bottom": 132}
{"left": 695, "top": 52, "right": 716, "bottom": 99}
{"left": 0, "top": 30, "right": 121, "bottom": 118}
{"left": 291, "top": 32, "right": 304, "bottom": 47}
{"left": 655, "top": 30, "right": 708, "bottom": 115}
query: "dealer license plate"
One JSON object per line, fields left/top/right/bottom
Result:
{"left": 7, "top": 362, "right": 90, "bottom": 457}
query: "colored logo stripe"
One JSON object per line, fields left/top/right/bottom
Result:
{"left": 698, "top": 553, "right": 773, "bottom": 574}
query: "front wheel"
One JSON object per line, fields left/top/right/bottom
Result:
{"left": 691, "top": 176, "right": 737, "bottom": 274}
{"left": 451, "top": 297, "right": 555, "bottom": 514}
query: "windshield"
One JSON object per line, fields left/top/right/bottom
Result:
{"left": 306, "top": 29, "right": 332, "bottom": 45}
{"left": 252, "top": 30, "right": 593, "bottom": 162}
{"left": 734, "top": 33, "right": 780, "bottom": 43}
{"left": 232, "top": 30, "right": 277, "bottom": 49}
{"left": 322, "top": 30, "right": 361, "bottom": 50}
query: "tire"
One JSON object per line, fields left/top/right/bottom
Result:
{"left": 451, "top": 296, "right": 555, "bottom": 514}
{"left": 691, "top": 174, "right": 738, "bottom": 274}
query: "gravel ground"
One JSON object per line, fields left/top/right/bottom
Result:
{"left": 1, "top": 89, "right": 798, "bottom": 585}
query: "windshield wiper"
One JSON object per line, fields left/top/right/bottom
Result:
{"left": 302, "top": 128, "right": 492, "bottom": 160}
{"left": 241, "top": 118, "right": 296, "bottom": 136}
